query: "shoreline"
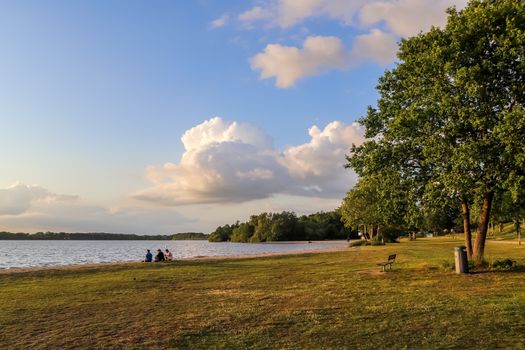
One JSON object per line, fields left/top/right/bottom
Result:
{"left": 0, "top": 242, "right": 350, "bottom": 275}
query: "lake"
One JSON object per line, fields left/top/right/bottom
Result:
{"left": 0, "top": 240, "right": 347, "bottom": 269}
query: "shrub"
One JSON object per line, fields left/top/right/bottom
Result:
{"left": 468, "top": 259, "right": 489, "bottom": 270}
{"left": 491, "top": 258, "right": 520, "bottom": 271}
{"left": 349, "top": 240, "right": 369, "bottom": 247}
{"left": 381, "top": 227, "right": 402, "bottom": 242}
{"left": 348, "top": 239, "right": 386, "bottom": 247}
{"left": 440, "top": 260, "right": 454, "bottom": 271}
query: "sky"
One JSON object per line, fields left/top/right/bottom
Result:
{"left": 0, "top": 0, "right": 467, "bottom": 234}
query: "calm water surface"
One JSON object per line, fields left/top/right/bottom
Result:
{"left": 0, "top": 240, "right": 347, "bottom": 269}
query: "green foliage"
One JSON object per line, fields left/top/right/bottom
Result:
{"left": 381, "top": 227, "right": 404, "bottom": 243}
{"left": 349, "top": 240, "right": 369, "bottom": 247}
{"left": 491, "top": 191, "right": 525, "bottom": 240}
{"left": 208, "top": 224, "right": 235, "bottom": 242}
{"left": 346, "top": 0, "right": 525, "bottom": 264}
{"left": 209, "top": 210, "right": 354, "bottom": 242}
{"left": 341, "top": 174, "right": 409, "bottom": 231}
{"left": 171, "top": 232, "right": 208, "bottom": 240}
{"left": 490, "top": 258, "right": 521, "bottom": 271}
{"left": 348, "top": 239, "right": 385, "bottom": 247}
{"left": 230, "top": 223, "right": 254, "bottom": 243}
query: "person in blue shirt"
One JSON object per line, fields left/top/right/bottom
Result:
{"left": 144, "top": 249, "right": 153, "bottom": 262}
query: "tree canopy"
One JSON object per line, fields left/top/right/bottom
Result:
{"left": 346, "top": 0, "right": 525, "bottom": 264}
{"left": 208, "top": 210, "right": 354, "bottom": 242}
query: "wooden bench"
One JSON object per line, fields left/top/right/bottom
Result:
{"left": 377, "top": 254, "right": 396, "bottom": 271}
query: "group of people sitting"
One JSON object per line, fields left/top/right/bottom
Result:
{"left": 144, "top": 248, "right": 173, "bottom": 262}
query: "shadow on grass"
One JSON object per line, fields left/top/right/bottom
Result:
{"left": 468, "top": 266, "right": 525, "bottom": 274}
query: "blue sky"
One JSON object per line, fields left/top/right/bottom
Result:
{"left": 0, "top": 0, "right": 466, "bottom": 234}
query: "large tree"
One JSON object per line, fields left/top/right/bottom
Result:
{"left": 347, "top": 0, "right": 525, "bottom": 264}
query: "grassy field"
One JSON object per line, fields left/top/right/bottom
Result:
{"left": 1, "top": 238, "right": 525, "bottom": 349}
{"left": 488, "top": 221, "right": 523, "bottom": 241}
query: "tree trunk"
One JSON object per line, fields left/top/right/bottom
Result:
{"left": 370, "top": 224, "right": 377, "bottom": 240}
{"left": 461, "top": 196, "right": 473, "bottom": 259}
{"left": 499, "top": 222, "right": 503, "bottom": 234}
{"left": 473, "top": 191, "right": 494, "bottom": 265}
{"left": 518, "top": 219, "right": 525, "bottom": 245}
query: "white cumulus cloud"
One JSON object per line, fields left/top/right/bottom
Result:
{"left": 251, "top": 35, "right": 348, "bottom": 88}
{"left": 239, "top": 6, "right": 272, "bottom": 24}
{"left": 277, "top": 0, "right": 368, "bottom": 27}
{"left": 239, "top": 0, "right": 468, "bottom": 87}
{"left": 238, "top": 0, "right": 466, "bottom": 29}
{"left": 134, "top": 117, "right": 364, "bottom": 206}
{"left": 359, "top": 0, "right": 468, "bottom": 37}
{"left": 134, "top": 117, "right": 288, "bottom": 205}
{"left": 284, "top": 121, "right": 364, "bottom": 196}
{"left": 210, "top": 14, "right": 229, "bottom": 29}
{"left": 239, "top": 0, "right": 368, "bottom": 28}
{"left": 0, "top": 182, "right": 77, "bottom": 216}
{"left": 251, "top": 31, "right": 397, "bottom": 88}
{"left": 181, "top": 116, "right": 273, "bottom": 151}
{"left": 351, "top": 29, "right": 398, "bottom": 65}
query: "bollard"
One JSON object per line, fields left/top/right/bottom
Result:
{"left": 454, "top": 246, "right": 469, "bottom": 274}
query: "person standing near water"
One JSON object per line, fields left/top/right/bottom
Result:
{"left": 144, "top": 249, "right": 152, "bottom": 262}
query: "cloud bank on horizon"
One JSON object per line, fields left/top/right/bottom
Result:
{"left": 216, "top": 0, "right": 468, "bottom": 88}
{"left": 0, "top": 118, "right": 363, "bottom": 233}
{"left": 0, "top": 182, "right": 197, "bottom": 234}
{"left": 133, "top": 117, "right": 364, "bottom": 205}
{"left": 0, "top": 182, "right": 78, "bottom": 216}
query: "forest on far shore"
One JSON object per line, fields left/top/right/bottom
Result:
{"left": 0, "top": 231, "right": 207, "bottom": 240}
{"left": 208, "top": 210, "right": 355, "bottom": 242}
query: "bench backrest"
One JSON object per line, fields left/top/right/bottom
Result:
{"left": 388, "top": 254, "right": 396, "bottom": 262}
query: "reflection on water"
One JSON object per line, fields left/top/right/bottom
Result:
{"left": 0, "top": 240, "right": 346, "bottom": 269}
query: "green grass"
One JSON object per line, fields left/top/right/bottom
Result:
{"left": 1, "top": 238, "right": 525, "bottom": 349}
{"left": 488, "top": 222, "right": 523, "bottom": 241}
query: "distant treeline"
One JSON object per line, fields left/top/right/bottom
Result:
{"left": 171, "top": 232, "right": 209, "bottom": 240}
{"left": 0, "top": 231, "right": 205, "bottom": 240}
{"left": 208, "top": 210, "right": 356, "bottom": 242}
